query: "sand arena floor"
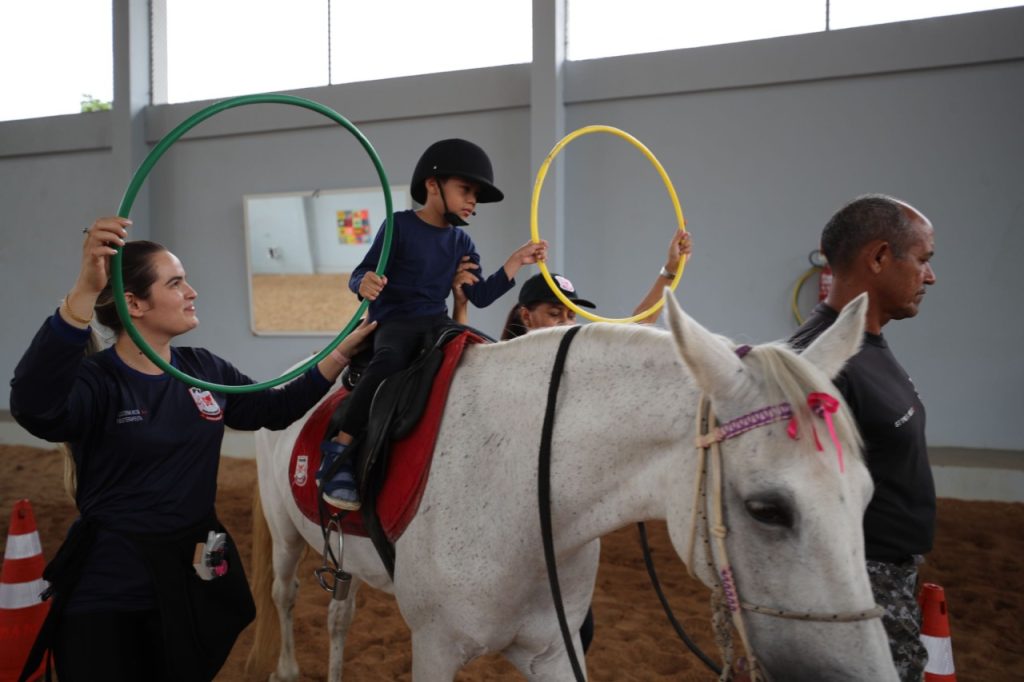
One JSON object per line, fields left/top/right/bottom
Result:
{"left": 1, "top": 444, "right": 1021, "bottom": 681}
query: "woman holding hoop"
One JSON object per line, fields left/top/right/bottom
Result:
{"left": 10, "top": 217, "right": 375, "bottom": 682}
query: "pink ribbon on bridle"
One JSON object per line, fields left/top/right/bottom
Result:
{"left": 786, "top": 392, "right": 844, "bottom": 472}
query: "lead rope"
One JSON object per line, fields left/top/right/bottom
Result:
{"left": 637, "top": 522, "right": 722, "bottom": 676}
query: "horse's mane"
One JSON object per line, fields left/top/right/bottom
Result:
{"left": 732, "top": 341, "right": 862, "bottom": 458}
{"left": 521, "top": 322, "right": 861, "bottom": 460}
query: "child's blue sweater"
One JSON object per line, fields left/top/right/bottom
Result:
{"left": 349, "top": 209, "right": 514, "bottom": 322}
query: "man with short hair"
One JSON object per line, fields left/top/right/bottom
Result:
{"left": 790, "top": 194, "right": 937, "bottom": 682}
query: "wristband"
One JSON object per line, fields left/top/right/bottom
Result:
{"left": 329, "top": 348, "right": 351, "bottom": 366}
{"left": 659, "top": 266, "right": 676, "bottom": 279}
{"left": 62, "top": 294, "right": 93, "bottom": 325}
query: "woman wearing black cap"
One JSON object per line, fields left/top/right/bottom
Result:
{"left": 452, "top": 229, "right": 691, "bottom": 338}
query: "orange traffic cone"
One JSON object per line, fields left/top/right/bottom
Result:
{"left": 0, "top": 500, "right": 50, "bottom": 682}
{"left": 918, "top": 582, "right": 956, "bottom": 681}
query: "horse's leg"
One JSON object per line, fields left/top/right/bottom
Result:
{"left": 503, "top": 543, "right": 599, "bottom": 682}
{"left": 269, "top": 530, "right": 305, "bottom": 682}
{"left": 325, "top": 576, "right": 361, "bottom": 682}
{"left": 248, "top": 488, "right": 306, "bottom": 682}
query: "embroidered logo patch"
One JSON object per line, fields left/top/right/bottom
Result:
{"left": 115, "top": 408, "right": 146, "bottom": 425}
{"left": 554, "top": 274, "right": 575, "bottom": 293}
{"left": 294, "top": 455, "right": 309, "bottom": 487}
{"left": 189, "top": 387, "right": 223, "bottom": 421}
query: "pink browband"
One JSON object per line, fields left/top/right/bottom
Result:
{"left": 697, "top": 344, "right": 846, "bottom": 472}
{"left": 698, "top": 403, "right": 794, "bottom": 445}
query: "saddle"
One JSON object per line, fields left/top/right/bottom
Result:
{"left": 354, "top": 323, "right": 477, "bottom": 574}
{"left": 307, "top": 322, "right": 490, "bottom": 577}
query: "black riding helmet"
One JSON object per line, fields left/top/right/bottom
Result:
{"left": 410, "top": 138, "right": 505, "bottom": 205}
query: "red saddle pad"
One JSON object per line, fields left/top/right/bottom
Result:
{"left": 288, "top": 330, "right": 483, "bottom": 541}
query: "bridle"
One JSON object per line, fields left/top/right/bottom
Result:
{"left": 684, "top": 344, "right": 884, "bottom": 681}
{"left": 539, "top": 332, "right": 882, "bottom": 682}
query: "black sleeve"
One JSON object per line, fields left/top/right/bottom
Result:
{"left": 210, "top": 353, "right": 333, "bottom": 431}
{"left": 9, "top": 313, "right": 106, "bottom": 443}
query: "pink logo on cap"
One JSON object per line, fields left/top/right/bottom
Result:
{"left": 554, "top": 275, "right": 575, "bottom": 293}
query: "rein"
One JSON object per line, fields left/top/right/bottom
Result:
{"left": 537, "top": 326, "right": 586, "bottom": 681}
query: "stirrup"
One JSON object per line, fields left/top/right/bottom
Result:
{"left": 315, "top": 517, "right": 351, "bottom": 600}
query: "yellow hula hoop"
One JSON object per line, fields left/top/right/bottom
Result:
{"left": 530, "top": 125, "right": 687, "bottom": 324}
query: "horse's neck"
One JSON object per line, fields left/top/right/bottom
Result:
{"left": 563, "top": 328, "right": 701, "bottom": 535}
{"left": 466, "top": 326, "right": 704, "bottom": 553}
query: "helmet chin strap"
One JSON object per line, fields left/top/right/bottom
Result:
{"left": 436, "top": 176, "right": 470, "bottom": 226}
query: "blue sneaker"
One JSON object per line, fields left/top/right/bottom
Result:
{"left": 318, "top": 440, "right": 360, "bottom": 510}
{"left": 316, "top": 440, "right": 343, "bottom": 484}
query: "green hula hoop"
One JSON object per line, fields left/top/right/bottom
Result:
{"left": 113, "top": 93, "right": 393, "bottom": 393}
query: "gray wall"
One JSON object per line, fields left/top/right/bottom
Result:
{"left": 1, "top": 8, "right": 1021, "bottom": 451}
{"left": 2, "top": 113, "right": 118, "bottom": 382}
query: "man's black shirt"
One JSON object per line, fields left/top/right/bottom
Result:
{"left": 790, "top": 303, "right": 935, "bottom": 561}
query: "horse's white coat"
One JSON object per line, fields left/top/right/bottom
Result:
{"left": 254, "top": 292, "right": 897, "bottom": 681}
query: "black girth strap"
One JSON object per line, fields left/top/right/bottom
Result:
{"left": 537, "top": 325, "right": 585, "bottom": 682}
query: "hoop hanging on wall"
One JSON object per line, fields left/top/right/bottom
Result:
{"left": 530, "top": 125, "right": 688, "bottom": 324}
{"left": 113, "top": 93, "right": 394, "bottom": 393}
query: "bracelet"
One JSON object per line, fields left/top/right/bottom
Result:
{"left": 659, "top": 266, "right": 677, "bottom": 279}
{"left": 329, "top": 348, "right": 351, "bottom": 366}
{"left": 61, "top": 294, "right": 93, "bottom": 325}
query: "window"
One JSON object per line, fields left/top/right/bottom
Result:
{"left": 329, "top": 0, "right": 531, "bottom": 84}
{"left": 828, "top": 0, "right": 1023, "bottom": 30}
{"left": 166, "top": 0, "right": 328, "bottom": 104}
{"left": 0, "top": 0, "right": 113, "bottom": 122}
{"left": 166, "top": 0, "right": 532, "bottom": 104}
{"left": 567, "top": 0, "right": 1023, "bottom": 61}
{"left": 567, "top": 0, "right": 823, "bottom": 61}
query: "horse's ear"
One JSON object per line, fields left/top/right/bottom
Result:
{"left": 799, "top": 292, "right": 867, "bottom": 379}
{"left": 664, "top": 288, "right": 746, "bottom": 397}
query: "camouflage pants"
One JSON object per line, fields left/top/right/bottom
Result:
{"left": 867, "top": 559, "right": 927, "bottom": 682}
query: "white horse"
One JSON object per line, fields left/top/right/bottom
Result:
{"left": 246, "top": 292, "right": 897, "bottom": 681}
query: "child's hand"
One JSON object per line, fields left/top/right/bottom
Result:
{"left": 359, "top": 272, "right": 387, "bottom": 300}
{"left": 664, "top": 229, "right": 692, "bottom": 275}
{"left": 451, "top": 256, "right": 479, "bottom": 304}
{"left": 516, "top": 240, "right": 549, "bottom": 265}
{"left": 503, "top": 240, "right": 549, "bottom": 279}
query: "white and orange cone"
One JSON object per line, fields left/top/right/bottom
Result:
{"left": 918, "top": 582, "right": 956, "bottom": 682}
{"left": 0, "top": 499, "right": 50, "bottom": 682}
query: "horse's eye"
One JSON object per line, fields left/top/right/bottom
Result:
{"left": 745, "top": 498, "right": 794, "bottom": 528}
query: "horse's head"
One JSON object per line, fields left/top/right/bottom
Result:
{"left": 663, "top": 291, "right": 898, "bottom": 681}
